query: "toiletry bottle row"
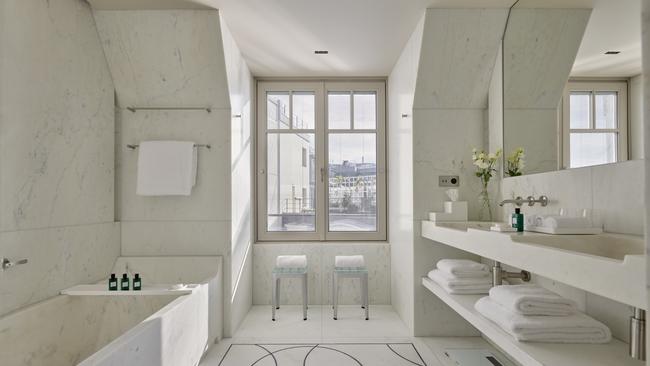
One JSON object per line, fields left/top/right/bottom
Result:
{"left": 108, "top": 273, "right": 142, "bottom": 291}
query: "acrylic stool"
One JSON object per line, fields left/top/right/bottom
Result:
{"left": 272, "top": 267, "right": 308, "bottom": 321}
{"left": 332, "top": 267, "right": 369, "bottom": 320}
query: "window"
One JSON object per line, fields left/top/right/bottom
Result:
{"left": 562, "top": 81, "right": 628, "bottom": 169}
{"left": 257, "top": 81, "right": 386, "bottom": 241}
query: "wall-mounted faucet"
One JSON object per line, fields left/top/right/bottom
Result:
{"left": 499, "top": 195, "right": 549, "bottom": 207}
{"left": 1, "top": 257, "right": 28, "bottom": 271}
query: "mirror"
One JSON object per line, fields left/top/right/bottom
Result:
{"left": 501, "top": 0, "right": 642, "bottom": 177}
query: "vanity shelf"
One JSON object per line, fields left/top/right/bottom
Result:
{"left": 61, "top": 284, "right": 196, "bottom": 296}
{"left": 422, "top": 277, "right": 643, "bottom": 366}
{"left": 421, "top": 220, "right": 645, "bottom": 308}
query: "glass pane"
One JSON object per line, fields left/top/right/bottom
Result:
{"left": 570, "top": 133, "right": 617, "bottom": 168}
{"left": 569, "top": 92, "right": 590, "bottom": 129}
{"left": 292, "top": 92, "right": 315, "bottom": 129}
{"left": 595, "top": 92, "right": 617, "bottom": 129}
{"left": 328, "top": 93, "right": 351, "bottom": 129}
{"left": 267, "top": 133, "right": 316, "bottom": 232}
{"left": 353, "top": 93, "right": 376, "bottom": 129}
{"left": 267, "top": 93, "right": 290, "bottom": 129}
{"left": 328, "top": 133, "right": 377, "bottom": 232}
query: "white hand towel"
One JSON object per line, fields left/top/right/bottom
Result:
{"left": 437, "top": 259, "right": 489, "bottom": 278}
{"left": 542, "top": 216, "right": 591, "bottom": 229}
{"left": 428, "top": 270, "right": 492, "bottom": 295}
{"left": 335, "top": 255, "right": 365, "bottom": 268}
{"left": 475, "top": 297, "right": 611, "bottom": 343}
{"left": 489, "top": 284, "right": 577, "bottom": 316}
{"left": 136, "top": 141, "right": 197, "bottom": 196}
{"left": 276, "top": 255, "right": 307, "bottom": 269}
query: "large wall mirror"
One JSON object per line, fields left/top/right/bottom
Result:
{"left": 502, "top": 0, "right": 642, "bottom": 177}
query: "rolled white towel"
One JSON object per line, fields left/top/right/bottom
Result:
{"left": 428, "top": 270, "right": 492, "bottom": 295}
{"left": 475, "top": 297, "right": 611, "bottom": 344}
{"left": 542, "top": 216, "right": 591, "bottom": 229}
{"left": 335, "top": 255, "right": 365, "bottom": 268}
{"left": 276, "top": 255, "right": 307, "bottom": 269}
{"left": 489, "top": 284, "right": 577, "bottom": 316}
{"left": 437, "top": 259, "right": 489, "bottom": 278}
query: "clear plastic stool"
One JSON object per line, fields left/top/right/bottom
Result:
{"left": 332, "top": 267, "right": 369, "bottom": 320}
{"left": 272, "top": 267, "right": 308, "bottom": 321}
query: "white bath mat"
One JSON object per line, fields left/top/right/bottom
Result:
{"left": 218, "top": 343, "right": 426, "bottom": 366}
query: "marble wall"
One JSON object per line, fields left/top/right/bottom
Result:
{"left": 0, "top": 0, "right": 120, "bottom": 317}
{"left": 387, "top": 15, "right": 424, "bottom": 333}
{"left": 410, "top": 8, "right": 509, "bottom": 336}
{"left": 220, "top": 13, "right": 254, "bottom": 334}
{"left": 253, "top": 243, "right": 390, "bottom": 305}
{"left": 503, "top": 8, "right": 591, "bottom": 175}
{"left": 93, "top": 9, "right": 253, "bottom": 337}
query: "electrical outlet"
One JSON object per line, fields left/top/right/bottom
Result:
{"left": 439, "top": 175, "right": 460, "bottom": 187}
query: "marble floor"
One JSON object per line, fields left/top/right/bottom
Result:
{"left": 200, "top": 305, "right": 514, "bottom": 366}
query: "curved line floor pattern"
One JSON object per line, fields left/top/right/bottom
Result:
{"left": 218, "top": 343, "right": 427, "bottom": 366}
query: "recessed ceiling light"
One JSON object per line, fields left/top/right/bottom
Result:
{"left": 314, "top": 50, "right": 329, "bottom": 55}
{"left": 604, "top": 51, "right": 621, "bottom": 55}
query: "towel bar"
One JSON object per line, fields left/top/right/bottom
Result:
{"left": 126, "top": 144, "right": 211, "bottom": 150}
{"left": 126, "top": 106, "right": 211, "bottom": 113}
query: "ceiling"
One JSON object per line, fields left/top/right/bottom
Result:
{"left": 570, "top": 0, "right": 642, "bottom": 77}
{"left": 88, "top": 0, "right": 641, "bottom": 78}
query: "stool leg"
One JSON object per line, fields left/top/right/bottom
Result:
{"left": 363, "top": 273, "right": 369, "bottom": 320}
{"left": 272, "top": 274, "right": 277, "bottom": 321}
{"left": 275, "top": 277, "right": 280, "bottom": 310}
{"left": 333, "top": 272, "right": 339, "bottom": 320}
{"left": 302, "top": 273, "right": 308, "bottom": 320}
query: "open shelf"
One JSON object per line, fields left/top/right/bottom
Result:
{"left": 422, "top": 277, "right": 642, "bottom": 366}
{"left": 421, "top": 220, "right": 645, "bottom": 308}
{"left": 61, "top": 284, "right": 196, "bottom": 296}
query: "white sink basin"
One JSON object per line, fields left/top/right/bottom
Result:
{"left": 510, "top": 233, "right": 644, "bottom": 261}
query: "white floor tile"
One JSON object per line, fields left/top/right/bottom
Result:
{"left": 200, "top": 306, "right": 511, "bottom": 366}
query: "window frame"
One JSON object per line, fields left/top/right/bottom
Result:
{"left": 256, "top": 80, "right": 386, "bottom": 242}
{"left": 561, "top": 80, "right": 628, "bottom": 169}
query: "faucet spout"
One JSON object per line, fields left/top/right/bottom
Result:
{"left": 499, "top": 196, "right": 524, "bottom": 207}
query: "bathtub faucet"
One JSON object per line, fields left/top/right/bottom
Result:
{"left": 1, "top": 257, "right": 28, "bottom": 271}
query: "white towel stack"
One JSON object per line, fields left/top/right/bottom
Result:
{"left": 428, "top": 259, "right": 492, "bottom": 294}
{"left": 475, "top": 285, "right": 611, "bottom": 344}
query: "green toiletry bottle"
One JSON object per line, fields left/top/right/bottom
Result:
{"left": 511, "top": 208, "right": 524, "bottom": 232}
{"left": 133, "top": 273, "right": 142, "bottom": 291}
{"left": 108, "top": 273, "right": 118, "bottom": 291}
{"left": 121, "top": 273, "right": 130, "bottom": 291}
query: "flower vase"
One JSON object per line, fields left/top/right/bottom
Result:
{"left": 478, "top": 185, "right": 493, "bottom": 222}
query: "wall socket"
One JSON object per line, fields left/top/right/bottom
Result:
{"left": 439, "top": 175, "right": 460, "bottom": 187}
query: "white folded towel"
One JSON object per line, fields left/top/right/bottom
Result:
{"left": 335, "top": 255, "right": 365, "bottom": 268}
{"left": 475, "top": 297, "right": 611, "bottom": 343}
{"left": 136, "top": 141, "right": 197, "bottom": 196}
{"left": 437, "top": 259, "right": 489, "bottom": 278}
{"left": 489, "top": 284, "right": 577, "bottom": 316}
{"left": 542, "top": 216, "right": 591, "bottom": 229}
{"left": 276, "top": 255, "right": 307, "bottom": 269}
{"left": 428, "top": 270, "right": 492, "bottom": 294}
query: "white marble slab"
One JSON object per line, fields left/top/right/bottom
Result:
{"left": 93, "top": 10, "right": 230, "bottom": 109}
{"left": 414, "top": 9, "right": 509, "bottom": 109}
{"left": 61, "top": 284, "right": 196, "bottom": 296}
{"left": 0, "top": 0, "right": 115, "bottom": 232}
{"left": 0, "top": 222, "right": 120, "bottom": 317}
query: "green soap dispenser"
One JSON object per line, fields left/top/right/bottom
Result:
{"left": 108, "top": 273, "right": 118, "bottom": 291}
{"left": 133, "top": 273, "right": 142, "bottom": 291}
{"left": 511, "top": 208, "right": 524, "bottom": 232}
{"left": 120, "top": 273, "right": 130, "bottom": 291}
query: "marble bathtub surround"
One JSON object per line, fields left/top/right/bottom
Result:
{"left": 0, "top": 0, "right": 120, "bottom": 317}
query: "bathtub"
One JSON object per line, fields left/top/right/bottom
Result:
{"left": 0, "top": 256, "right": 222, "bottom": 366}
